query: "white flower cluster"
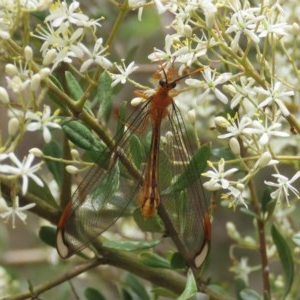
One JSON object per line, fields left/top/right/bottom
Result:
{"left": 134, "top": 0, "right": 298, "bottom": 209}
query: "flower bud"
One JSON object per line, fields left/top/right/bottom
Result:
{"left": 236, "top": 182, "right": 245, "bottom": 191}
{"left": 184, "top": 24, "right": 192, "bottom": 37}
{"left": 292, "top": 22, "right": 300, "bottom": 34}
{"left": 214, "top": 116, "right": 229, "bottom": 128}
{"left": 8, "top": 117, "right": 19, "bottom": 136}
{"left": 66, "top": 165, "right": 79, "bottom": 174}
{"left": 130, "top": 97, "right": 143, "bottom": 107}
{"left": 0, "top": 87, "right": 9, "bottom": 104}
{"left": 39, "top": 68, "right": 51, "bottom": 79}
{"left": 43, "top": 49, "right": 57, "bottom": 66}
{"left": 30, "top": 74, "right": 41, "bottom": 92}
{"left": 226, "top": 222, "right": 241, "bottom": 241}
{"left": 71, "top": 149, "right": 80, "bottom": 160}
{"left": 229, "top": 137, "right": 240, "bottom": 155}
{"left": 29, "top": 148, "right": 43, "bottom": 157}
{"left": 187, "top": 109, "right": 196, "bottom": 124}
{"left": 5, "top": 63, "right": 18, "bottom": 76}
{"left": 24, "top": 46, "right": 33, "bottom": 62}
{"left": 257, "top": 151, "right": 272, "bottom": 168}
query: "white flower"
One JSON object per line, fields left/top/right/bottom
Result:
{"left": 265, "top": 171, "right": 300, "bottom": 205}
{"left": 255, "top": 7, "right": 291, "bottom": 39}
{"left": 254, "top": 82, "right": 294, "bottom": 116}
{"left": 109, "top": 61, "right": 139, "bottom": 87}
{"left": 153, "top": 0, "right": 167, "bottom": 14}
{"left": 34, "top": 23, "right": 84, "bottom": 70}
{"left": 0, "top": 153, "right": 44, "bottom": 195}
{"left": 229, "top": 76, "right": 256, "bottom": 109}
{"left": 79, "top": 38, "right": 112, "bottom": 72}
{"left": 202, "top": 158, "right": 238, "bottom": 191}
{"left": 186, "top": 68, "right": 231, "bottom": 104}
{"left": 243, "top": 120, "right": 289, "bottom": 145}
{"left": 45, "top": 1, "right": 89, "bottom": 27}
{"left": 148, "top": 35, "right": 189, "bottom": 66}
{"left": 199, "top": 0, "right": 217, "bottom": 28}
{"left": 229, "top": 257, "right": 252, "bottom": 285}
{"left": 0, "top": 196, "right": 36, "bottom": 229}
{"left": 225, "top": 185, "right": 248, "bottom": 209}
{"left": 226, "top": 6, "right": 264, "bottom": 51}
{"left": 129, "top": 0, "right": 146, "bottom": 21}
{"left": 26, "top": 105, "right": 61, "bottom": 143}
{"left": 218, "top": 114, "right": 253, "bottom": 139}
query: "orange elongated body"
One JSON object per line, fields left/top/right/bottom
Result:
{"left": 56, "top": 67, "right": 211, "bottom": 269}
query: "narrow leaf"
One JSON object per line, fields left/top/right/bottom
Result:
{"left": 124, "top": 273, "right": 150, "bottom": 300}
{"left": 43, "top": 141, "right": 63, "bottom": 187}
{"left": 84, "top": 287, "right": 106, "bottom": 300}
{"left": 39, "top": 226, "right": 56, "bottom": 248}
{"left": 115, "top": 101, "right": 127, "bottom": 142}
{"left": 103, "top": 239, "right": 160, "bottom": 251}
{"left": 129, "top": 134, "right": 143, "bottom": 168}
{"left": 65, "top": 71, "right": 84, "bottom": 100}
{"left": 240, "top": 288, "right": 262, "bottom": 300}
{"left": 97, "top": 72, "right": 113, "bottom": 123}
{"left": 140, "top": 252, "right": 171, "bottom": 268}
{"left": 63, "top": 121, "right": 100, "bottom": 151}
{"left": 167, "top": 144, "right": 211, "bottom": 193}
{"left": 177, "top": 269, "right": 197, "bottom": 300}
{"left": 271, "top": 225, "right": 294, "bottom": 299}
{"left": 28, "top": 178, "right": 58, "bottom": 209}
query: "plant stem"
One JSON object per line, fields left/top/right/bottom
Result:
{"left": 248, "top": 178, "right": 271, "bottom": 299}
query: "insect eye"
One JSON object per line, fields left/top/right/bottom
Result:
{"left": 159, "top": 79, "right": 166, "bottom": 86}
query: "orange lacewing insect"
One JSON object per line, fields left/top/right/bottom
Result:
{"left": 56, "top": 66, "right": 211, "bottom": 268}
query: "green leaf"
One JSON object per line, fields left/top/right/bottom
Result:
{"left": 261, "top": 187, "right": 272, "bottom": 213}
{"left": 177, "top": 269, "right": 197, "bottom": 300}
{"left": 63, "top": 121, "right": 100, "bottom": 151}
{"left": 140, "top": 252, "right": 171, "bottom": 268}
{"left": 39, "top": 226, "right": 56, "bottom": 248}
{"left": 207, "top": 284, "right": 231, "bottom": 298}
{"left": 261, "top": 188, "right": 276, "bottom": 220}
{"left": 240, "top": 288, "right": 262, "bottom": 300}
{"left": 47, "top": 75, "right": 67, "bottom": 110}
{"left": 97, "top": 72, "right": 113, "bottom": 124}
{"left": 124, "top": 273, "right": 150, "bottom": 300}
{"left": 212, "top": 146, "right": 235, "bottom": 161}
{"left": 129, "top": 134, "right": 143, "bottom": 168}
{"left": 115, "top": 101, "right": 127, "bottom": 142}
{"left": 65, "top": 71, "right": 84, "bottom": 101}
{"left": 28, "top": 178, "right": 58, "bottom": 209}
{"left": 43, "top": 141, "right": 63, "bottom": 187}
{"left": 158, "top": 149, "right": 173, "bottom": 190}
{"left": 133, "top": 208, "right": 164, "bottom": 233}
{"left": 102, "top": 239, "right": 160, "bottom": 251}
{"left": 151, "top": 287, "right": 178, "bottom": 298}
{"left": 84, "top": 287, "right": 106, "bottom": 300}
{"left": 170, "top": 252, "right": 186, "bottom": 269}
{"left": 271, "top": 225, "right": 294, "bottom": 299}
{"left": 167, "top": 144, "right": 211, "bottom": 193}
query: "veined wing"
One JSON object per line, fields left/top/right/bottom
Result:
{"left": 157, "top": 101, "right": 211, "bottom": 268}
{"left": 56, "top": 100, "right": 151, "bottom": 258}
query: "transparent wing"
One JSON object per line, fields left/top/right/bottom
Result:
{"left": 56, "top": 101, "right": 151, "bottom": 258}
{"left": 158, "top": 102, "right": 211, "bottom": 268}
